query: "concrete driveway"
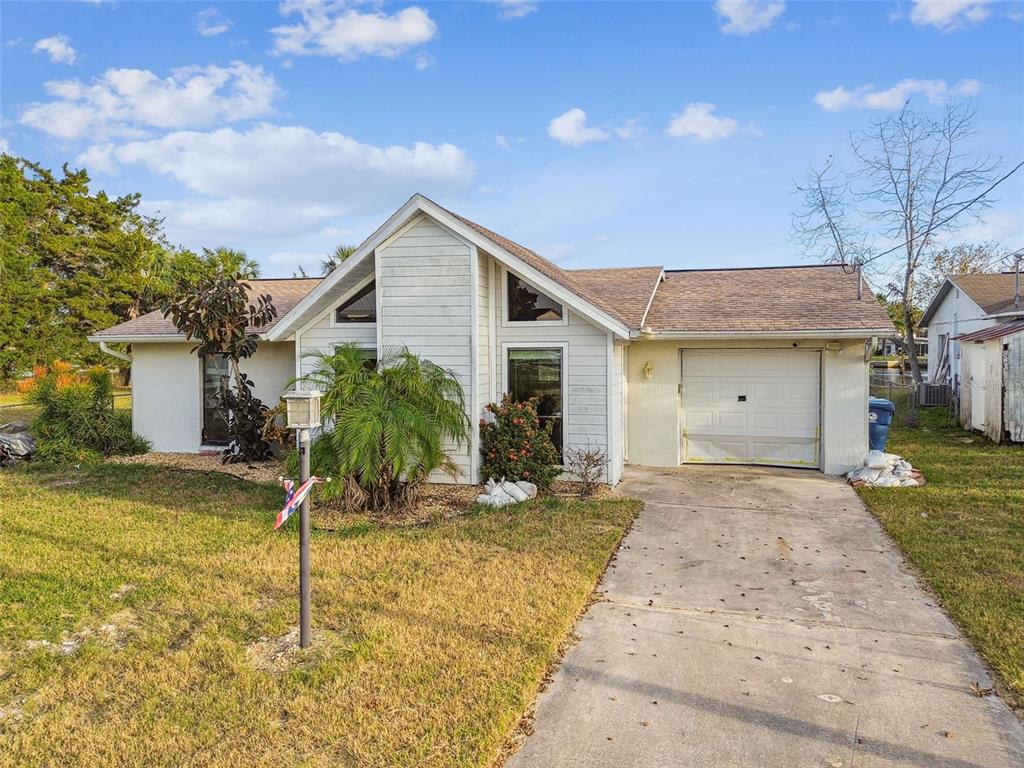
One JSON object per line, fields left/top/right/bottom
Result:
{"left": 508, "top": 466, "right": 1024, "bottom": 768}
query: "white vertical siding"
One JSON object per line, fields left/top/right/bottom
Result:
{"left": 494, "top": 267, "right": 611, "bottom": 480}
{"left": 378, "top": 216, "right": 474, "bottom": 482}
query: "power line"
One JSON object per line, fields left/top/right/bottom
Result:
{"left": 867, "top": 160, "right": 1024, "bottom": 262}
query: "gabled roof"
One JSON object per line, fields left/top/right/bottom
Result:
{"left": 441, "top": 207, "right": 652, "bottom": 330}
{"left": 642, "top": 265, "right": 893, "bottom": 335}
{"left": 268, "top": 194, "right": 635, "bottom": 340}
{"left": 569, "top": 267, "right": 664, "bottom": 329}
{"left": 950, "top": 273, "right": 1021, "bottom": 315}
{"left": 920, "top": 272, "right": 1022, "bottom": 327}
{"left": 90, "top": 278, "right": 321, "bottom": 341}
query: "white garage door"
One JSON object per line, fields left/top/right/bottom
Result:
{"left": 680, "top": 349, "right": 821, "bottom": 468}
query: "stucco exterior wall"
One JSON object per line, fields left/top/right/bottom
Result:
{"left": 131, "top": 341, "right": 295, "bottom": 453}
{"left": 625, "top": 338, "right": 869, "bottom": 475}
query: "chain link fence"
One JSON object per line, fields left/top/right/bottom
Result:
{"left": 869, "top": 375, "right": 954, "bottom": 430}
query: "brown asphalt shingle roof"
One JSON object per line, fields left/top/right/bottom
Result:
{"left": 569, "top": 267, "right": 664, "bottom": 329}
{"left": 950, "top": 273, "right": 1022, "bottom": 316}
{"left": 643, "top": 265, "right": 893, "bottom": 333}
{"left": 93, "top": 278, "right": 322, "bottom": 339}
{"left": 442, "top": 208, "right": 640, "bottom": 329}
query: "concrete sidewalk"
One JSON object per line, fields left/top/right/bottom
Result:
{"left": 507, "top": 466, "right": 1024, "bottom": 768}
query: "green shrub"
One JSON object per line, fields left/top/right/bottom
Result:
{"left": 21, "top": 361, "right": 150, "bottom": 462}
{"left": 480, "top": 394, "right": 561, "bottom": 490}
{"left": 294, "top": 343, "right": 470, "bottom": 513}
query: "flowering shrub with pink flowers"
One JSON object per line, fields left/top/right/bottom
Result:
{"left": 480, "top": 393, "right": 561, "bottom": 490}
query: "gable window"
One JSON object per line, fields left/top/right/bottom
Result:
{"left": 334, "top": 282, "right": 376, "bottom": 323}
{"left": 507, "top": 272, "right": 563, "bottom": 322}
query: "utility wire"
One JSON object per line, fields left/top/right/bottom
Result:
{"left": 867, "top": 160, "right": 1024, "bottom": 262}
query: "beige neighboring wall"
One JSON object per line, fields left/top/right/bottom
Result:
{"left": 131, "top": 341, "right": 295, "bottom": 453}
{"left": 626, "top": 338, "right": 869, "bottom": 475}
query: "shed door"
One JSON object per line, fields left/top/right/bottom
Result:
{"left": 680, "top": 349, "right": 820, "bottom": 468}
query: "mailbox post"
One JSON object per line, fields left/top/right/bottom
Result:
{"left": 280, "top": 388, "right": 322, "bottom": 648}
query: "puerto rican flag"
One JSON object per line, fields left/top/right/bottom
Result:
{"left": 275, "top": 476, "right": 321, "bottom": 530}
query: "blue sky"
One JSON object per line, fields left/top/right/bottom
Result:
{"left": 2, "top": 0, "right": 1022, "bottom": 278}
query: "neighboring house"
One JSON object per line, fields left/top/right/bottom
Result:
{"left": 876, "top": 336, "right": 927, "bottom": 359}
{"left": 91, "top": 194, "right": 893, "bottom": 480}
{"left": 919, "top": 273, "right": 1024, "bottom": 386}
{"left": 957, "top": 320, "right": 1024, "bottom": 443}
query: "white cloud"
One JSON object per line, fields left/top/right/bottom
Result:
{"left": 85, "top": 123, "right": 474, "bottom": 241}
{"left": 613, "top": 116, "right": 644, "bottom": 140}
{"left": 271, "top": 0, "right": 437, "bottom": 60}
{"left": 33, "top": 35, "right": 77, "bottom": 65}
{"left": 665, "top": 103, "right": 740, "bottom": 141}
{"left": 909, "top": 0, "right": 992, "bottom": 30}
{"left": 491, "top": 1, "right": 538, "bottom": 20}
{"left": 495, "top": 135, "right": 511, "bottom": 151}
{"left": 814, "top": 78, "right": 981, "bottom": 111}
{"left": 714, "top": 0, "right": 785, "bottom": 35}
{"left": 414, "top": 52, "right": 435, "bottom": 70}
{"left": 547, "top": 108, "right": 610, "bottom": 147}
{"left": 75, "top": 143, "right": 117, "bottom": 172}
{"left": 197, "top": 8, "right": 232, "bottom": 37}
{"left": 0, "top": 137, "right": 10, "bottom": 154}
{"left": 19, "top": 62, "right": 278, "bottom": 140}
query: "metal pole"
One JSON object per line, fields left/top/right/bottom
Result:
{"left": 298, "top": 428, "right": 311, "bottom": 648}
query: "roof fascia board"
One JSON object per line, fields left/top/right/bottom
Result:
{"left": 414, "top": 198, "right": 631, "bottom": 339}
{"left": 267, "top": 195, "right": 426, "bottom": 341}
{"left": 640, "top": 328, "right": 893, "bottom": 340}
{"left": 918, "top": 279, "right": 953, "bottom": 328}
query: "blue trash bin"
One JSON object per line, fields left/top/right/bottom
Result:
{"left": 868, "top": 397, "right": 895, "bottom": 452}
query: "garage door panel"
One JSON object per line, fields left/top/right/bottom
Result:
{"left": 681, "top": 349, "right": 821, "bottom": 469}
{"left": 683, "top": 410, "right": 714, "bottom": 429}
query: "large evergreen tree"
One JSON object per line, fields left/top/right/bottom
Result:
{"left": 0, "top": 155, "right": 171, "bottom": 383}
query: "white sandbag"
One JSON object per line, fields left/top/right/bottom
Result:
{"left": 864, "top": 450, "right": 893, "bottom": 469}
{"left": 483, "top": 477, "right": 496, "bottom": 494}
{"left": 491, "top": 487, "right": 517, "bottom": 506}
{"left": 515, "top": 480, "right": 538, "bottom": 499}
{"left": 476, "top": 493, "right": 497, "bottom": 506}
{"left": 501, "top": 481, "right": 529, "bottom": 502}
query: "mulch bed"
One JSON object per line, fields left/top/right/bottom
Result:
{"left": 110, "top": 452, "right": 619, "bottom": 527}
{"left": 110, "top": 452, "right": 286, "bottom": 484}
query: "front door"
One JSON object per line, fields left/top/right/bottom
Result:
{"left": 202, "top": 354, "right": 230, "bottom": 445}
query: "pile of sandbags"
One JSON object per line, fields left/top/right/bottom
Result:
{"left": 0, "top": 422, "right": 35, "bottom": 467}
{"left": 847, "top": 450, "right": 924, "bottom": 487}
{"left": 475, "top": 477, "right": 538, "bottom": 507}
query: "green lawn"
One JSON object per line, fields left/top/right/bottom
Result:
{"left": 0, "top": 462, "right": 639, "bottom": 767}
{"left": 858, "top": 424, "right": 1024, "bottom": 711}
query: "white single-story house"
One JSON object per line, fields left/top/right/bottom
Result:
{"left": 919, "top": 272, "right": 1024, "bottom": 386}
{"left": 91, "top": 194, "right": 894, "bottom": 481}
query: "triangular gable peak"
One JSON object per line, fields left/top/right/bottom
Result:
{"left": 268, "top": 194, "right": 633, "bottom": 341}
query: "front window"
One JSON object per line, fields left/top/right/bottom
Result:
{"left": 507, "top": 273, "right": 563, "bottom": 322}
{"left": 507, "top": 348, "right": 563, "bottom": 456}
{"left": 334, "top": 282, "right": 376, "bottom": 323}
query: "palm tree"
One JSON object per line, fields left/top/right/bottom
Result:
{"left": 295, "top": 342, "right": 469, "bottom": 513}
{"left": 320, "top": 243, "right": 357, "bottom": 276}
{"left": 204, "top": 247, "right": 261, "bottom": 279}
